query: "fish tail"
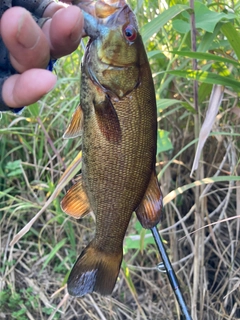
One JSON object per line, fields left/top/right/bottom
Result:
{"left": 67, "top": 241, "right": 123, "bottom": 297}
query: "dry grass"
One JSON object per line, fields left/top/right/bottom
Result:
{"left": 1, "top": 1, "right": 240, "bottom": 318}
{"left": 1, "top": 91, "right": 239, "bottom": 319}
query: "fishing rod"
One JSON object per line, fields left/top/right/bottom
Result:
{"left": 151, "top": 226, "right": 192, "bottom": 320}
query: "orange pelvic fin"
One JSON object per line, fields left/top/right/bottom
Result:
{"left": 135, "top": 171, "right": 163, "bottom": 229}
{"left": 95, "top": 95, "right": 121, "bottom": 144}
{"left": 68, "top": 241, "right": 123, "bottom": 296}
{"left": 61, "top": 177, "right": 91, "bottom": 219}
{"left": 63, "top": 105, "right": 83, "bottom": 139}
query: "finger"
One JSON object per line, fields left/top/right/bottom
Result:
{"left": 42, "top": 5, "right": 84, "bottom": 58}
{"left": 2, "top": 70, "right": 57, "bottom": 108}
{"left": 43, "top": 1, "right": 69, "bottom": 17}
{"left": 1, "top": 7, "right": 50, "bottom": 73}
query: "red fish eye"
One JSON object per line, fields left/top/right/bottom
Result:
{"left": 123, "top": 25, "right": 137, "bottom": 42}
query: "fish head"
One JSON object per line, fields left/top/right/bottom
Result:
{"left": 83, "top": 0, "right": 146, "bottom": 98}
{"left": 96, "top": 1, "right": 140, "bottom": 66}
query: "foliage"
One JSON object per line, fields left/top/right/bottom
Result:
{"left": 1, "top": 0, "right": 239, "bottom": 319}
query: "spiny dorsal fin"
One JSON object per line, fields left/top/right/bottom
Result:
{"left": 63, "top": 105, "right": 83, "bottom": 139}
{"left": 95, "top": 0, "right": 119, "bottom": 18}
{"left": 61, "top": 177, "right": 91, "bottom": 219}
{"left": 135, "top": 171, "right": 163, "bottom": 229}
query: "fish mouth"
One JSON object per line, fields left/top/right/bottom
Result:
{"left": 83, "top": 0, "right": 135, "bottom": 38}
{"left": 95, "top": 0, "right": 129, "bottom": 19}
{"left": 103, "top": 3, "right": 135, "bottom": 30}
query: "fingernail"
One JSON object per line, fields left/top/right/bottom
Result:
{"left": 17, "top": 11, "right": 40, "bottom": 49}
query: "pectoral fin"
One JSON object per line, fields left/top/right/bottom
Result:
{"left": 61, "top": 177, "right": 91, "bottom": 219}
{"left": 63, "top": 105, "right": 83, "bottom": 139}
{"left": 136, "top": 172, "right": 163, "bottom": 229}
{"left": 94, "top": 95, "right": 121, "bottom": 144}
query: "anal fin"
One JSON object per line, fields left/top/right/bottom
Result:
{"left": 61, "top": 176, "right": 91, "bottom": 219}
{"left": 63, "top": 105, "right": 83, "bottom": 139}
{"left": 135, "top": 171, "right": 163, "bottom": 229}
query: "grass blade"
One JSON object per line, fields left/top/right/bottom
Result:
{"left": 168, "top": 70, "right": 240, "bottom": 91}
{"left": 221, "top": 22, "right": 240, "bottom": 61}
{"left": 10, "top": 152, "right": 82, "bottom": 246}
{"left": 41, "top": 238, "right": 67, "bottom": 271}
{"left": 163, "top": 175, "right": 240, "bottom": 206}
{"left": 170, "top": 50, "right": 240, "bottom": 67}
{"left": 141, "top": 5, "right": 190, "bottom": 44}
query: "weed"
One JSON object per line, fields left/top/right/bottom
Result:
{"left": 1, "top": 1, "right": 240, "bottom": 319}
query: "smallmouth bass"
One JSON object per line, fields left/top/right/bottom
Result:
{"left": 61, "top": 0, "right": 163, "bottom": 297}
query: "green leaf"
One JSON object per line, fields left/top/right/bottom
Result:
{"left": 28, "top": 103, "right": 40, "bottom": 118}
{"left": 0, "top": 187, "right": 15, "bottom": 198}
{"left": 221, "top": 22, "right": 240, "bottom": 61}
{"left": 157, "top": 99, "right": 181, "bottom": 112}
{"left": 16, "top": 135, "right": 32, "bottom": 153}
{"left": 197, "top": 23, "right": 222, "bottom": 52}
{"left": 157, "top": 99, "right": 196, "bottom": 113}
{"left": 195, "top": 3, "right": 235, "bottom": 33}
{"left": 147, "top": 50, "right": 166, "bottom": 60}
{"left": 124, "top": 221, "right": 155, "bottom": 252}
{"left": 41, "top": 238, "right": 67, "bottom": 271}
{"left": 167, "top": 70, "right": 240, "bottom": 92}
{"left": 141, "top": 4, "right": 190, "bottom": 44}
{"left": 5, "top": 160, "right": 22, "bottom": 177}
{"left": 198, "top": 83, "right": 213, "bottom": 104}
{"left": 170, "top": 51, "right": 240, "bottom": 67}
{"left": 181, "top": 102, "right": 197, "bottom": 114}
{"left": 64, "top": 221, "right": 76, "bottom": 252}
{"left": 121, "top": 261, "right": 136, "bottom": 294}
{"left": 12, "top": 309, "right": 27, "bottom": 318}
{"left": 173, "top": 2, "right": 235, "bottom": 34}
{"left": 124, "top": 232, "right": 155, "bottom": 251}
{"left": 172, "top": 19, "right": 190, "bottom": 34}
{"left": 157, "top": 129, "right": 173, "bottom": 154}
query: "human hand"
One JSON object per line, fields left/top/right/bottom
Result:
{"left": 0, "top": 2, "right": 84, "bottom": 110}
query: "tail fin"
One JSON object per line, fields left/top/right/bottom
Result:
{"left": 67, "top": 241, "right": 123, "bottom": 297}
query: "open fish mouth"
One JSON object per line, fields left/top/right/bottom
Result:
{"left": 74, "top": 0, "right": 137, "bottom": 43}
{"left": 94, "top": 1, "right": 133, "bottom": 30}
{"left": 103, "top": 5, "right": 132, "bottom": 28}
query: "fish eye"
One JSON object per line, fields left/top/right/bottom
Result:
{"left": 123, "top": 25, "right": 137, "bottom": 42}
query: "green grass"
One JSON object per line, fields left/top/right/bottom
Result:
{"left": 1, "top": 0, "right": 240, "bottom": 319}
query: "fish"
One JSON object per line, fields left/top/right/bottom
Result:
{"left": 61, "top": 0, "right": 163, "bottom": 297}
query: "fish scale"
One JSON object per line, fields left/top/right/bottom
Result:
{"left": 61, "top": 0, "right": 163, "bottom": 297}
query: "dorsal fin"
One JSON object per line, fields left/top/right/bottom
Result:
{"left": 95, "top": 0, "right": 119, "bottom": 18}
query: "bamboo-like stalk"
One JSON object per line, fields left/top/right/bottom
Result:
{"left": 189, "top": 1, "right": 205, "bottom": 319}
